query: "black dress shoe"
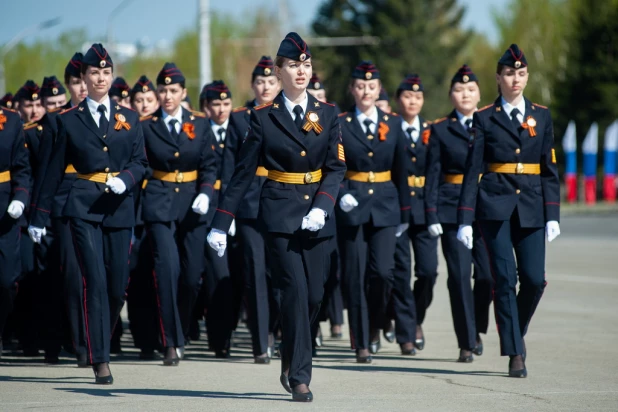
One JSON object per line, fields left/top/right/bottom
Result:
{"left": 93, "top": 363, "right": 114, "bottom": 385}
{"left": 400, "top": 343, "right": 416, "bottom": 356}
{"left": 369, "top": 340, "right": 381, "bottom": 354}
{"left": 76, "top": 353, "right": 89, "bottom": 368}
{"left": 139, "top": 348, "right": 157, "bottom": 360}
{"left": 472, "top": 336, "right": 483, "bottom": 356}
{"left": 315, "top": 327, "right": 323, "bottom": 347}
{"left": 44, "top": 351, "right": 60, "bottom": 364}
{"left": 383, "top": 321, "right": 396, "bottom": 343}
{"left": 280, "top": 373, "right": 292, "bottom": 393}
{"left": 356, "top": 353, "right": 373, "bottom": 363}
{"left": 330, "top": 325, "right": 343, "bottom": 339}
{"left": 176, "top": 347, "right": 185, "bottom": 360}
{"left": 522, "top": 339, "right": 527, "bottom": 362}
{"left": 292, "top": 389, "right": 313, "bottom": 402}
{"left": 508, "top": 355, "right": 527, "bottom": 378}
{"left": 414, "top": 325, "right": 425, "bottom": 350}
{"left": 215, "top": 350, "right": 230, "bottom": 359}
{"left": 457, "top": 349, "right": 474, "bottom": 363}
{"left": 254, "top": 354, "right": 270, "bottom": 364}
{"left": 163, "top": 347, "right": 180, "bottom": 366}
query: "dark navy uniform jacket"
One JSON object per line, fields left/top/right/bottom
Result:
{"left": 221, "top": 100, "right": 267, "bottom": 221}
{"left": 457, "top": 97, "right": 560, "bottom": 228}
{"left": 212, "top": 91, "right": 346, "bottom": 238}
{"left": 335, "top": 107, "right": 410, "bottom": 227}
{"left": 31, "top": 98, "right": 147, "bottom": 228}
{"left": 141, "top": 107, "right": 217, "bottom": 225}
{"left": 425, "top": 110, "right": 473, "bottom": 225}
{"left": 0, "top": 108, "right": 31, "bottom": 222}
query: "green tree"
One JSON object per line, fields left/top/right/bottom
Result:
{"left": 311, "top": 0, "right": 471, "bottom": 119}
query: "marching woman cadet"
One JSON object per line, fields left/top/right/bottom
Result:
{"left": 130, "top": 76, "right": 159, "bottom": 117}
{"left": 223, "top": 56, "right": 279, "bottom": 363}
{"left": 0, "top": 106, "right": 31, "bottom": 359}
{"left": 424, "top": 65, "right": 493, "bottom": 363}
{"left": 29, "top": 44, "right": 148, "bottom": 384}
{"left": 141, "top": 63, "right": 217, "bottom": 365}
{"left": 391, "top": 74, "right": 438, "bottom": 354}
{"left": 109, "top": 77, "right": 132, "bottom": 109}
{"left": 336, "top": 62, "right": 410, "bottom": 362}
{"left": 208, "top": 32, "right": 346, "bottom": 401}
{"left": 457, "top": 44, "right": 560, "bottom": 377}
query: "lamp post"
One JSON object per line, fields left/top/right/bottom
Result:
{"left": 0, "top": 17, "right": 61, "bottom": 96}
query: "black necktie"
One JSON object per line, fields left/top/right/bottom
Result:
{"left": 97, "top": 104, "right": 108, "bottom": 131}
{"left": 510, "top": 108, "right": 521, "bottom": 130}
{"left": 169, "top": 119, "right": 179, "bottom": 142}
{"left": 406, "top": 126, "right": 415, "bottom": 140}
{"left": 465, "top": 118, "right": 473, "bottom": 132}
{"left": 293, "top": 105, "right": 304, "bottom": 131}
{"left": 363, "top": 119, "right": 373, "bottom": 137}
{"left": 217, "top": 128, "right": 226, "bottom": 142}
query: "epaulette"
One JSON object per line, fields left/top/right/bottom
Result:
{"left": 23, "top": 122, "right": 39, "bottom": 131}
{"left": 321, "top": 101, "right": 335, "bottom": 107}
{"left": 1, "top": 107, "right": 17, "bottom": 114}
{"left": 48, "top": 107, "right": 62, "bottom": 113}
{"left": 532, "top": 103, "right": 548, "bottom": 109}
{"left": 433, "top": 117, "right": 448, "bottom": 124}
{"left": 337, "top": 111, "right": 348, "bottom": 118}
{"left": 254, "top": 101, "right": 273, "bottom": 111}
{"left": 140, "top": 115, "right": 153, "bottom": 122}
{"left": 232, "top": 106, "right": 248, "bottom": 113}
{"left": 478, "top": 104, "right": 494, "bottom": 112}
{"left": 114, "top": 105, "right": 136, "bottom": 112}
{"left": 390, "top": 112, "right": 400, "bottom": 117}
{"left": 191, "top": 110, "right": 207, "bottom": 118}
{"left": 60, "top": 105, "right": 78, "bottom": 114}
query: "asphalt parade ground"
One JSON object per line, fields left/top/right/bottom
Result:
{"left": 1, "top": 212, "right": 617, "bottom": 411}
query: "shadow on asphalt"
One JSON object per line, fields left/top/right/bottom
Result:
{"left": 56, "top": 388, "right": 289, "bottom": 401}
{"left": 314, "top": 364, "right": 503, "bottom": 377}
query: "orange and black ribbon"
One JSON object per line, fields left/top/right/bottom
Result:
{"left": 302, "top": 112, "right": 323, "bottom": 134}
{"left": 378, "top": 122, "right": 389, "bottom": 141}
{"left": 182, "top": 122, "right": 196, "bottom": 139}
{"left": 0, "top": 113, "right": 6, "bottom": 131}
{"left": 114, "top": 113, "right": 131, "bottom": 131}
{"left": 521, "top": 116, "right": 537, "bottom": 137}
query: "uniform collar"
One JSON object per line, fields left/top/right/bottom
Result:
{"left": 210, "top": 118, "right": 230, "bottom": 142}
{"left": 86, "top": 96, "right": 111, "bottom": 119}
{"left": 355, "top": 106, "right": 379, "bottom": 127}
{"left": 455, "top": 109, "right": 476, "bottom": 128}
{"left": 282, "top": 90, "right": 308, "bottom": 118}
{"left": 161, "top": 106, "right": 184, "bottom": 126}
{"left": 500, "top": 96, "right": 525, "bottom": 118}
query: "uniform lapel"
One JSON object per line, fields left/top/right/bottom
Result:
{"left": 178, "top": 107, "right": 193, "bottom": 146}
{"left": 269, "top": 93, "right": 307, "bottom": 150}
{"left": 446, "top": 110, "right": 471, "bottom": 141}
{"left": 345, "top": 106, "right": 374, "bottom": 151}
{"left": 490, "top": 97, "right": 520, "bottom": 139}
{"left": 75, "top": 99, "right": 104, "bottom": 140}
{"left": 305, "top": 93, "right": 324, "bottom": 139}
{"left": 150, "top": 108, "right": 177, "bottom": 147}
{"left": 107, "top": 103, "right": 118, "bottom": 138}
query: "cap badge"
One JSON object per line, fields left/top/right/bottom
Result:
{"left": 514, "top": 61, "right": 522, "bottom": 69}
{"left": 314, "top": 82, "right": 320, "bottom": 89}
{"left": 462, "top": 75, "right": 469, "bottom": 83}
{"left": 122, "top": 90, "right": 128, "bottom": 98}
{"left": 142, "top": 86, "right": 148, "bottom": 93}
{"left": 32, "top": 93, "right": 39, "bottom": 100}
{"left": 299, "top": 53, "right": 307, "bottom": 62}
{"left": 220, "top": 92, "right": 228, "bottom": 99}
{"left": 52, "top": 87, "right": 59, "bottom": 95}
{"left": 164, "top": 77, "right": 171, "bottom": 85}
{"left": 412, "top": 84, "right": 419, "bottom": 91}
{"left": 365, "top": 72, "right": 372, "bottom": 80}
{"left": 100, "top": 60, "right": 106, "bottom": 68}
{"left": 264, "top": 67, "right": 272, "bottom": 75}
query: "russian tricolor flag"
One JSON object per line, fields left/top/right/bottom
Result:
{"left": 582, "top": 123, "right": 598, "bottom": 204}
{"left": 562, "top": 121, "right": 577, "bottom": 203}
{"left": 603, "top": 121, "right": 618, "bottom": 202}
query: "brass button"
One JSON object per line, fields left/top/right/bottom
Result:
{"left": 368, "top": 189, "right": 374, "bottom": 195}
{"left": 104, "top": 167, "right": 110, "bottom": 172}
{"left": 411, "top": 143, "right": 415, "bottom": 148}
{"left": 411, "top": 191, "right": 416, "bottom": 196}
{"left": 515, "top": 148, "right": 521, "bottom": 154}
{"left": 368, "top": 152, "right": 374, "bottom": 157}
{"left": 300, "top": 150, "right": 306, "bottom": 157}
{"left": 412, "top": 157, "right": 417, "bottom": 162}
{"left": 103, "top": 134, "right": 106, "bottom": 139}
{"left": 219, "top": 143, "right": 225, "bottom": 148}
{"left": 174, "top": 152, "right": 180, "bottom": 158}
{"left": 303, "top": 194, "right": 310, "bottom": 200}
{"left": 104, "top": 187, "right": 110, "bottom": 193}
{"left": 367, "top": 134, "right": 374, "bottom": 140}
{"left": 103, "top": 146, "right": 108, "bottom": 152}
{"left": 175, "top": 188, "right": 180, "bottom": 193}
{"left": 516, "top": 189, "right": 521, "bottom": 194}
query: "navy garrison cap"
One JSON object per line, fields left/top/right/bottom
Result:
{"left": 157, "top": 62, "right": 185, "bottom": 86}
{"left": 131, "top": 75, "right": 156, "bottom": 95}
{"left": 109, "top": 77, "right": 131, "bottom": 99}
{"left": 253, "top": 56, "right": 275, "bottom": 76}
{"left": 397, "top": 74, "right": 424, "bottom": 92}
{"left": 451, "top": 64, "right": 478, "bottom": 86}
{"left": 0, "top": 93, "right": 13, "bottom": 109}
{"left": 41, "top": 76, "right": 66, "bottom": 98}
{"left": 276, "top": 32, "right": 311, "bottom": 62}
{"left": 498, "top": 44, "right": 528, "bottom": 69}
{"left": 82, "top": 43, "right": 113, "bottom": 69}
{"left": 16, "top": 80, "right": 41, "bottom": 101}
{"left": 352, "top": 61, "right": 380, "bottom": 80}
{"left": 309, "top": 74, "right": 324, "bottom": 90}
{"left": 377, "top": 88, "right": 389, "bottom": 101}
{"left": 65, "top": 52, "right": 83, "bottom": 79}
{"left": 203, "top": 80, "right": 232, "bottom": 101}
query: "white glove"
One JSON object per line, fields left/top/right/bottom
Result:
{"left": 228, "top": 219, "right": 236, "bottom": 237}
{"left": 106, "top": 177, "right": 127, "bottom": 194}
{"left": 339, "top": 194, "right": 359, "bottom": 213}
{"left": 7, "top": 200, "right": 25, "bottom": 219}
{"left": 546, "top": 220, "right": 560, "bottom": 242}
{"left": 428, "top": 223, "right": 443, "bottom": 237}
{"left": 207, "top": 228, "right": 227, "bottom": 257}
{"left": 457, "top": 225, "right": 473, "bottom": 250}
{"left": 28, "top": 226, "right": 46, "bottom": 244}
{"left": 301, "top": 208, "right": 326, "bottom": 232}
{"left": 395, "top": 223, "right": 409, "bottom": 237}
{"left": 192, "top": 193, "right": 210, "bottom": 215}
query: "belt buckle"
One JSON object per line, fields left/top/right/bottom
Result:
{"left": 415, "top": 177, "right": 422, "bottom": 187}
{"left": 106, "top": 172, "right": 114, "bottom": 183}
{"left": 176, "top": 172, "right": 184, "bottom": 183}
{"left": 368, "top": 171, "right": 376, "bottom": 183}
{"left": 304, "top": 172, "right": 313, "bottom": 184}
{"left": 516, "top": 163, "right": 524, "bottom": 174}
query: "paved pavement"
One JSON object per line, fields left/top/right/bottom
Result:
{"left": 1, "top": 215, "right": 617, "bottom": 411}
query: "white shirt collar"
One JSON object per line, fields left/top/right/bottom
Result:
{"left": 455, "top": 110, "right": 476, "bottom": 128}
{"left": 282, "top": 91, "right": 308, "bottom": 119}
{"left": 401, "top": 116, "right": 421, "bottom": 141}
{"left": 210, "top": 118, "right": 230, "bottom": 142}
{"left": 501, "top": 96, "right": 526, "bottom": 119}
{"left": 86, "top": 96, "right": 111, "bottom": 120}
{"left": 162, "top": 106, "right": 184, "bottom": 130}
{"left": 355, "top": 106, "right": 379, "bottom": 132}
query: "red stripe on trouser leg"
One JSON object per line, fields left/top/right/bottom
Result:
{"left": 477, "top": 223, "right": 502, "bottom": 345}
{"left": 147, "top": 228, "right": 167, "bottom": 348}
